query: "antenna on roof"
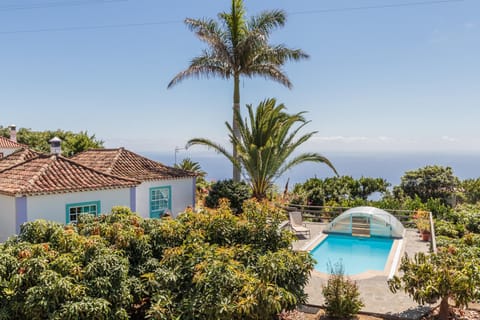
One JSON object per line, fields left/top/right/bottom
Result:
{"left": 174, "top": 146, "right": 185, "bottom": 165}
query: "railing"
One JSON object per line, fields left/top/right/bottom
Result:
{"left": 282, "top": 203, "right": 437, "bottom": 253}
{"left": 429, "top": 211, "right": 437, "bottom": 253}
{"left": 282, "top": 203, "right": 415, "bottom": 226}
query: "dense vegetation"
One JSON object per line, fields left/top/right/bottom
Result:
{"left": 0, "top": 126, "right": 103, "bottom": 156}
{"left": 291, "top": 176, "right": 390, "bottom": 206}
{"left": 0, "top": 202, "right": 313, "bottom": 319}
{"left": 389, "top": 248, "right": 480, "bottom": 320}
{"left": 204, "top": 179, "right": 251, "bottom": 214}
{"left": 289, "top": 165, "right": 480, "bottom": 319}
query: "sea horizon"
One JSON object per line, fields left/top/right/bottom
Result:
{"left": 141, "top": 151, "right": 480, "bottom": 189}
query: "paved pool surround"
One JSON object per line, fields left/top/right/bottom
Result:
{"left": 290, "top": 222, "right": 432, "bottom": 318}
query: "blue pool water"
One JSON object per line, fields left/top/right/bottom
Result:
{"left": 310, "top": 234, "right": 394, "bottom": 275}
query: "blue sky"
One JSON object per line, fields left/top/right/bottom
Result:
{"left": 1, "top": 0, "right": 479, "bottom": 158}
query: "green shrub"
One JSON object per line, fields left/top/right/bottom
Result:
{"left": 460, "top": 178, "right": 480, "bottom": 204}
{"left": 0, "top": 201, "right": 313, "bottom": 320}
{"left": 434, "top": 220, "right": 460, "bottom": 238}
{"left": 205, "top": 179, "right": 251, "bottom": 213}
{"left": 292, "top": 176, "right": 389, "bottom": 207}
{"left": 322, "top": 262, "right": 364, "bottom": 319}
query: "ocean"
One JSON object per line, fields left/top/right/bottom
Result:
{"left": 143, "top": 151, "right": 480, "bottom": 189}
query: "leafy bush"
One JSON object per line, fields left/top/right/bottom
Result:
{"left": 460, "top": 178, "right": 480, "bottom": 204}
{"left": 292, "top": 176, "right": 389, "bottom": 206}
{"left": 453, "top": 204, "right": 480, "bottom": 233}
{"left": 389, "top": 249, "right": 480, "bottom": 320}
{"left": 434, "top": 220, "right": 461, "bottom": 238}
{"left": 399, "top": 165, "right": 458, "bottom": 205}
{"left": 0, "top": 202, "right": 313, "bottom": 319}
{"left": 322, "top": 262, "right": 364, "bottom": 319}
{"left": 205, "top": 179, "right": 251, "bottom": 213}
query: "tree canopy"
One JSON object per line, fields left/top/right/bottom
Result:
{"left": 292, "top": 176, "right": 390, "bottom": 206}
{"left": 398, "top": 165, "right": 458, "bottom": 205}
{"left": 388, "top": 248, "right": 480, "bottom": 320}
{"left": 0, "top": 202, "right": 313, "bottom": 319}
{"left": 0, "top": 127, "right": 103, "bottom": 156}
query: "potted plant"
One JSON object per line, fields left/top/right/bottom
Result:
{"left": 414, "top": 210, "right": 431, "bottom": 241}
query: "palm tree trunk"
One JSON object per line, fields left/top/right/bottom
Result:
{"left": 232, "top": 74, "right": 241, "bottom": 182}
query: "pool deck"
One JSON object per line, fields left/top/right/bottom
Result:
{"left": 292, "top": 223, "right": 432, "bottom": 319}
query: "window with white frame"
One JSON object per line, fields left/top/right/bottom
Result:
{"left": 66, "top": 201, "right": 100, "bottom": 224}
{"left": 149, "top": 186, "right": 171, "bottom": 218}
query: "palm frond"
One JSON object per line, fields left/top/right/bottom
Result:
{"left": 247, "top": 64, "right": 292, "bottom": 88}
{"left": 219, "top": 0, "right": 247, "bottom": 47}
{"left": 186, "top": 138, "right": 241, "bottom": 170}
{"left": 248, "top": 9, "right": 286, "bottom": 35}
{"left": 168, "top": 52, "right": 231, "bottom": 88}
{"left": 184, "top": 18, "right": 231, "bottom": 62}
{"left": 277, "top": 153, "right": 338, "bottom": 179}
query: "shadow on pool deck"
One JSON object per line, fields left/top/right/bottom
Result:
{"left": 290, "top": 222, "right": 433, "bottom": 319}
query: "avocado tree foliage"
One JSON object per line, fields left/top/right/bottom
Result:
{"left": 0, "top": 201, "right": 313, "bottom": 319}
{"left": 388, "top": 248, "right": 480, "bottom": 320}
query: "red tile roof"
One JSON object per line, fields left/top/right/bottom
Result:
{"left": 0, "top": 154, "right": 139, "bottom": 196}
{"left": 0, "top": 148, "right": 42, "bottom": 171}
{"left": 71, "top": 148, "right": 196, "bottom": 181}
{"left": 0, "top": 136, "right": 26, "bottom": 149}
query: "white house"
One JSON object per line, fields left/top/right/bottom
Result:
{"left": 72, "top": 148, "right": 196, "bottom": 219}
{"left": 0, "top": 152, "right": 138, "bottom": 241}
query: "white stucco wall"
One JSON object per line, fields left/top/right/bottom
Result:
{"left": 135, "top": 178, "right": 195, "bottom": 219}
{"left": 0, "top": 194, "right": 16, "bottom": 242}
{"left": 0, "top": 147, "right": 19, "bottom": 158}
{"left": 26, "top": 188, "right": 132, "bottom": 224}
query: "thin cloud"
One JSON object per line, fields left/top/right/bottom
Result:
{"left": 313, "top": 135, "right": 368, "bottom": 142}
{"left": 378, "top": 136, "right": 392, "bottom": 142}
{"left": 441, "top": 135, "right": 456, "bottom": 142}
{"left": 464, "top": 22, "right": 476, "bottom": 30}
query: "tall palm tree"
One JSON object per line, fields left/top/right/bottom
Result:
{"left": 168, "top": 0, "right": 308, "bottom": 182}
{"left": 187, "top": 98, "right": 338, "bottom": 199}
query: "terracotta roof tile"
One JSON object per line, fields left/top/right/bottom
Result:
{"left": 0, "top": 136, "right": 26, "bottom": 149}
{"left": 0, "top": 148, "right": 42, "bottom": 171}
{"left": 71, "top": 148, "right": 196, "bottom": 181}
{"left": 0, "top": 154, "right": 139, "bottom": 196}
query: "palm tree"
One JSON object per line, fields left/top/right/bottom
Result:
{"left": 168, "top": 0, "right": 308, "bottom": 182}
{"left": 187, "top": 98, "right": 338, "bottom": 199}
{"left": 174, "top": 157, "right": 206, "bottom": 178}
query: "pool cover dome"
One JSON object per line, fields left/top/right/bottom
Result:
{"left": 324, "top": 206, "right": 405, "bottom": 238}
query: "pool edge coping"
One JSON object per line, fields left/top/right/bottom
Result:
{"left": 303, "top": 231, "right": 405, "bottom": 281}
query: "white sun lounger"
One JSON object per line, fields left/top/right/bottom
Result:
{"left": 289, "top": 211, "right": 310, "bottom": 238}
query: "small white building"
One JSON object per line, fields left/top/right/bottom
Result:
{"left": 0, "top": 152, "right": 138, "bottom": 241}
{"left": 72, "top": 148, "right": 196, "bottom": 219}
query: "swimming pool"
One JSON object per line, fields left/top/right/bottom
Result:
{"left": 310, "top": 234, "right": 394, "bottom": 275}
